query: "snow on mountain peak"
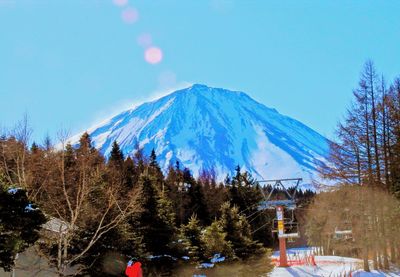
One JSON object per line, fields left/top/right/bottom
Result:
{"left": 70, "top": 84, "right": 329, "bottom": 188}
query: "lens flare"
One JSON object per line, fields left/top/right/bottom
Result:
{"left": 144, "top": 47, "right": 163, "bottom": 64}
{"left": 113, "top": 0, "right": 128, "bottom": 7}
{"left": 121, "top": 7, "right": 139, "bottom": 24}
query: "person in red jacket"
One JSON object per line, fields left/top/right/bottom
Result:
{"left": 125, "top": 259, "right": 142, "bottom": 277}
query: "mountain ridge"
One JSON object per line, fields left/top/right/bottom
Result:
{"left": 69, "top": 84, "right": 329, "bottom": 188}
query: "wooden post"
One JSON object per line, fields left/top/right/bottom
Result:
{"left": 276, "top": 206, "right": 288, "bottom": 267}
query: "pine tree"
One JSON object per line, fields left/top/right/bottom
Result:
{"left": 77, "top": 132, "right": 94, "bottom": 154}
{"left": 109, "top": 141, "right": 124, "bottom": 169}
{"left": 227, "top": 167, "right": 263, "bottom": 225}
{"left": 179, "top": 214, "right": 203, "bottom": 261}
{"left": 123, "top": 156, "right": 136, "bottom": 189}
{"left": 149, "top": 149, "right": 157, "bottom": 167}
{"left": 148, "top": 148, "right": 164, "bottom": 182}
{"left": 184, "top": 169, "right": 210, "bottom": 224}
{"left": 108, "top": 141, "right": 126, "bottom": 191}
{"left": 130, "top": 174, "right": 176, "bottom": 256}
{"left": 133, "top": 145, "right": 146, "bottom": 175}
{"left": 76, "top": 132, "right": 103, "bottom": 166}
{"left": 30, "top": 142, "right": 39, "bottom": 153}
{"left": 218, "top": 202, "right": 263, "bottom": 259}
{"left": 0, "top": 182, "right": 46, "bottom": 272}
{"left": 157, "top": 188, "right": 177, "bottom": 253}
{"left": 198, "top": 169, "right": 227, "bottom": 220}
{"left": 201, "top": 220, "right": 233, "bottom": 259}
{"left": 165, "top": 163, "right": 189, "bottom": 226}
{"left": 64, "top": 143, "right": 76, "bottom": 169}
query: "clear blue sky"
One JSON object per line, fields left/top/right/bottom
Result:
{"left": 1, "top": 0, "right": 399, "bottom": 143}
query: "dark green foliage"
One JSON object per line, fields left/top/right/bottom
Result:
{"left": 198, "top": 169, "right": 227, "bottom": 221}
{"left": 185, "top": 171, "right": 210, "bottom": 225}
{"left": 123, "top": 156, "right": 136, "bottom": 189}
{"left": 149, "top": 149, "right": 158, "bottom": 168}
{"left": 109, "top": 141, "right": 124, "bottom": 168}
{"left": 30, "top": 142, "right": 39, "bottom": 153}
{"left": 201, "top": 220, "right": 233, "bottom": 259}
{"left": 132, "top": 142, "right": 146, "bottom": 175}
{"left": 165, "top": 164, "right": 189, "bottom": 226}
{"left": 148, "top": 149, "right": 164, "bottom": 184}
{"left": 0, "top": 132, "right": 280, "bottom": 275}
{"left": 227, "top": 166, "right": 262, "bottom": 215}
{"left": 129, "top": 174, "right": 176, "bottom": 257}
{"left": 0, "top": 182, "right": 46, "bottom": 272}
{"left": 179, "top": 214, "right": 203, "bottom": 261}
{"left": 164, "top": 165, "right": 210, "bottom": 226}
{"left": 218, "top": 202, "right": 264, "bottom": 259}
{"left": 225, "top": 167, "right": 270, "bottom": 245}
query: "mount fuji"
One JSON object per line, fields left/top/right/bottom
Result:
{"left": 70, "top": 84, "right": 329, "bottom": 187}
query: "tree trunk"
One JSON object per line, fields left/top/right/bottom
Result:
{"left": 390, "top": 243, "right": 396, "bottom": 263}
{"left": 372, "top": 249, "right": 378, "bottom": 270}
{"left": 363, "top": 245, "right": 370, "bottom": 272}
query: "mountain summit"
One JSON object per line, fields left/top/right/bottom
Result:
{"left": 71, "top": 84, "right": 329, "bottom": 186}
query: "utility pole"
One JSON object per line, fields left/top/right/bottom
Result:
{"left": 276, "top": 206, "right": 288, "bottom": 267}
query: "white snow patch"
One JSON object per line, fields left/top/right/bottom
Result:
{"left": 251, "top": 125, "right": 304, "bottom": 181}
{"left": 270, "top": 248, "right": 400, "bottom": 277}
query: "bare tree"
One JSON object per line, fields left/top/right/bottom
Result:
{"left": 32, "top": 133, "right": 142, "bottom": 276}
{"left": 0, "top": 114, "right": 32, "bottom": 190}
{"left": 305, "top": 185, "right": 400, "bottom": 271}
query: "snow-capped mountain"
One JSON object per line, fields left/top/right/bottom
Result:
{"left": 70, "top": 84, "right": 329, "bottom": 187}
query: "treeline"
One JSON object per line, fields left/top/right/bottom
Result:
{"left": 0, "top": 126, "right": 313, "bottom": 276}
{"left": 307, "top": 61, "right": 400, "bottom": 272}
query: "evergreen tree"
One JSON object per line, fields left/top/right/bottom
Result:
{"left": 77, "top": 132, "right": 94, "bottom": 154}
{"left": 175, "top": 160, "right": 181, "bottom": 171}
{"left": 198, "top": 169, "right": 227, "bottom": 220}
{"left": 179, "top": 214, "right": 203, "bottom": 261}
{"left": 184, "top": 169, "right": 210, "bottom": 224}
{"left": 157, "top": 188, "right": 177, "bottom": 252}
{"left": 218, "top": 202, "right": 263, "bottom": 259}
{"left": 148, "top": 148, "right": 164, "bottom": 182}
{"left": 64, "top": 143, "right": 76, "bottom": 169}
{"left": 228, "top": 166, "right": 262, "bottom": 215}
{"left": 109, "top": 140, "right": 124, "bottom": 169}
{"left": 108, "top": 141, "right": 126, "bottom": 191}
{"left": 201, "top": 220, "right": 233, "bottom": 259}
{"left": 165, "top": 163, "right": 189, "bottom": 226}
{"left": 130, "top": 174, "right": 176, "bottom": 256}
{"left": 30, "top": 142, "right": 39, "bottom": 153}
{"left": 0, "top": 182, "right": 46, "bottom": 272}
{"left": 149, "top": 149, "right": 157, "bottom": 168}
{"left": 133, "top": 145, "right": 146, "bottom": 175}
{"left": 123, "top": 156, "right": 136, "bottom": 189}
{"left": 76, "top": 132, "right": 103, "bottom": 166}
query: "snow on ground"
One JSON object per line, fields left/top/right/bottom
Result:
{"left": 269, "top": 248, "right": 400, "bottom": 277}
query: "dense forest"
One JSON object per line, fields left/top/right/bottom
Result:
{"left": 0, "top": 124, "right": 314, "bottom": 276}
